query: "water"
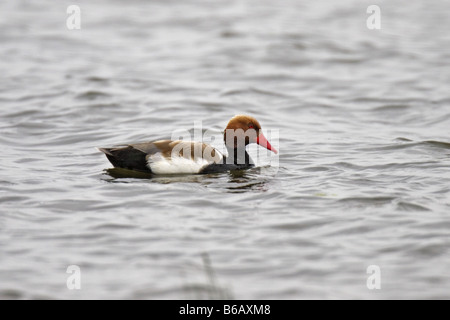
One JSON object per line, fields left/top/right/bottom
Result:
{"left": 1, "top": 0, "right": 450, "bottom": 299}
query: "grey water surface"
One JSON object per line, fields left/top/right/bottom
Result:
{"left": 1, "top": 0, "right": 450, "bottom": 299}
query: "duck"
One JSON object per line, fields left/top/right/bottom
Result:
{"left": 98, "top": 115, "right": 277, "bottom": 175}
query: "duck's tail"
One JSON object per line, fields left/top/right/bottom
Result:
{"left": 98, "top": 147, "right": 152, "bottom": 173}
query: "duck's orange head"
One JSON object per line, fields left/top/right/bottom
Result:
{"left": 223, "top": 115, "right": 277, "bottom": 154}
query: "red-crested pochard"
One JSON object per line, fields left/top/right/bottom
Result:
{"left": 99, "top": 115, "right": 277, "bottom": 174}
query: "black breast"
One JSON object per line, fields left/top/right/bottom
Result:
{"left": 200, "top": 148, "right": 254, "bottom": 174}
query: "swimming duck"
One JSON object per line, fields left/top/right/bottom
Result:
{"left": 99, "top": 115, "right": 277, "bottom": 174}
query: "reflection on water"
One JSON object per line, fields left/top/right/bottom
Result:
{"left": 226, "top": 169, "right": 269, "bottom": 193}
{"left": 104, "top": 167, "right": 270, "bottom": 193}
{"left": 104, "top": 168, "right": 154, "bottom": 180}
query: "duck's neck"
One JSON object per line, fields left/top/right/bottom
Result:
{"left": 224, "top": 145, "right": 254, "bottom": 166}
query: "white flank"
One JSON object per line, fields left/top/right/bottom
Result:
{"left": 147, "top": 141, "right": 223, "bottom": 175}
{"left": 148, "top": 153, "right": 210, "bottom": 174}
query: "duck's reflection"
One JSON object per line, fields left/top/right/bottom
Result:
{"left": 104, "top": 168, "right": 153, "bottom": 180}
{"left": 103, "top": 167, "right": 269, "bottom": 192}
{"left": 104, "top": 168, "right": 206, "bottom": 184}
{"left": 225, "top": 168, "right": 269, "bottom": 193}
